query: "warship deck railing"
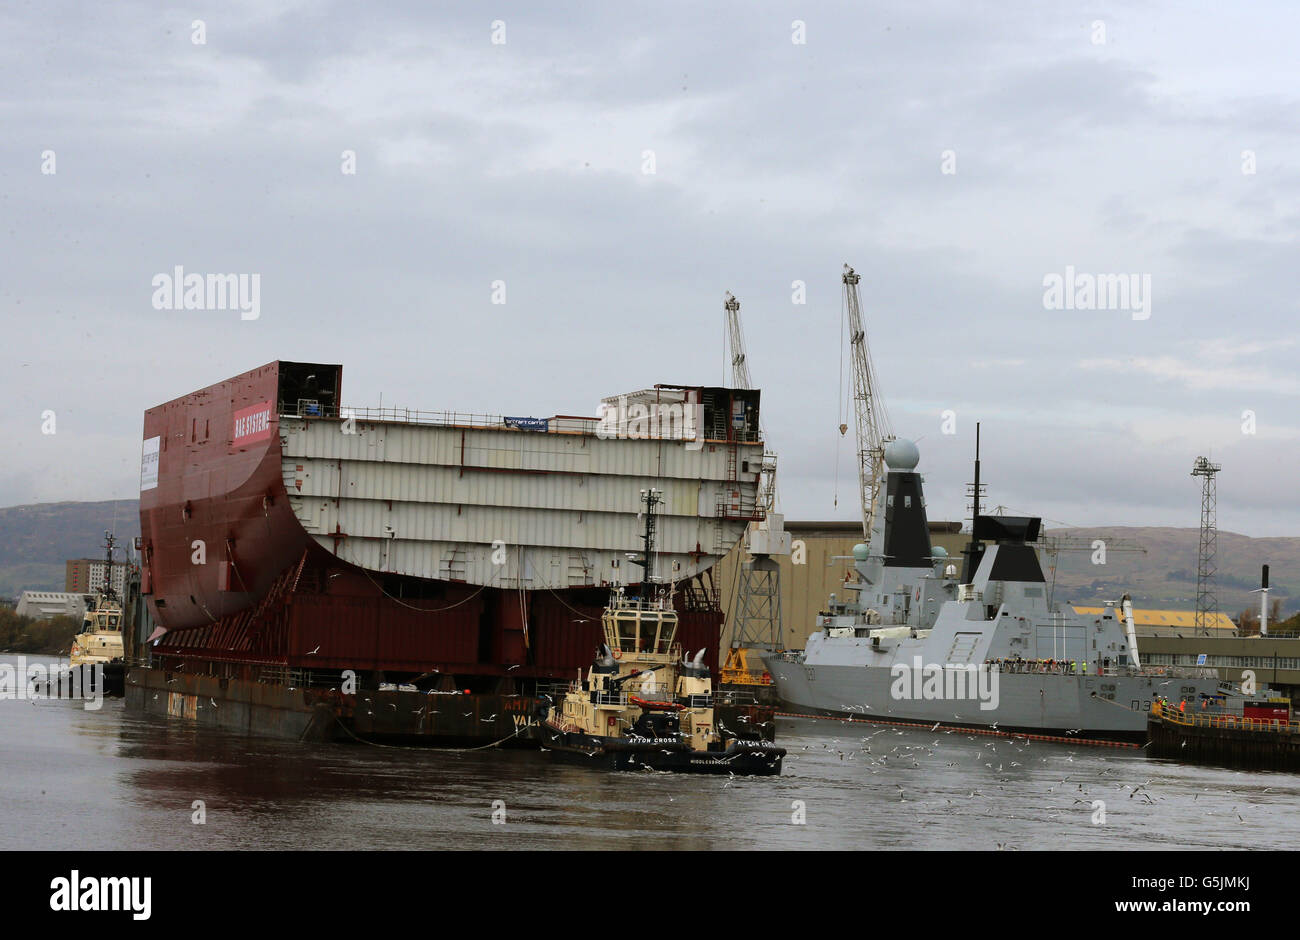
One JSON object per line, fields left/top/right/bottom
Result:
{"left": 987, "top": 660, "right": 1219, "bottom": 680}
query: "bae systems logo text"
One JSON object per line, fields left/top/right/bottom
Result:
{"left": 232, "top": 401, "right": 274, "bottom": 445}
{"left": 49, "top": 871, "right": 151, "bottom": 920}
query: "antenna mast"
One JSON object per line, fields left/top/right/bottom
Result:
{"left": 631, "top": 487, "right": 663, "bottom": 589}
{"left": 1191, "top": 456, "right": 1221, "bottom": 637}
{"left": 960, "top": 423, "right": 987, "bottom": 583}
{"left": 102, "top": 530, "right": 118, "bottom": 601}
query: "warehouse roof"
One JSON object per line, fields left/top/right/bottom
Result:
{"left": 1072, "top": 606, "right": 1238, "bottom": 633}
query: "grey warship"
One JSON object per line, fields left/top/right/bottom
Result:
{"left": 764, "top": 436, "right": 1235, "bottom": 742}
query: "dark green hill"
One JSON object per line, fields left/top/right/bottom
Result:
{"left": 1044, "top": 526, "right": 1298, "bottom": 619}
{"left": 0, "top": 499, "right": 139, "bottom": 599}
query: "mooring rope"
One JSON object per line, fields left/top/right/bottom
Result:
{"left": 328, "top": 713, "right": 539, "bottom": 751}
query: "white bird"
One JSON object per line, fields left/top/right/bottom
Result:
{"left": 307, "top": 645, "right": 320, "bottom": 655}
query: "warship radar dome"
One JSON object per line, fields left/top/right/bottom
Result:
{"left": 884, "top": 438, "right": 920, "bottom": 471}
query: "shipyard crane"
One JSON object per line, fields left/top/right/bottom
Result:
{"left": 720, "top": 292, "right": 790, "bottom": 694}
{"left": 841, "top": 265, "right": 893, "bottom": 539}
{"left": 724, "top": 291, "right": 752, "bottom": 391}
{"left": 724, "top": 291, "right": 777, "bottom": 513}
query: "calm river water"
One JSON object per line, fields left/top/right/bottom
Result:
{"left": 3, "top": 654, "right": 1295, "bottom": 850}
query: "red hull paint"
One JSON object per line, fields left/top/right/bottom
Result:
{"left": 141, "top": 362, "right": 723, "bottom": 679}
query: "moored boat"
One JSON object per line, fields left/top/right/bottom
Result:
{"left": 69, "top": 533, "right": 126, "bottom": 697}
{"left": 764, "top": 436, "right": 1243, "bottom": 741}
{"left": 537, "top": 587, "right": 784, "bottom": 774}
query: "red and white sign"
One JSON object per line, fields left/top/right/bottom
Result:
{"left": 233, "top": 400, "right": 274, "bottom": 445}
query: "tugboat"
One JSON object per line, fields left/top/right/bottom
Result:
{"left": 537, "top": 588, "right": 784, "bottom": 774}
{"left": 69, "top": 532, "right": 126, "bottom": 697}
{"left": 536, "top": 488, "right": 784, "bottom": 774}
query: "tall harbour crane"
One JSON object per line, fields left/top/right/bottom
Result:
{"left": 841, "top": 265, "right": 893, "bottom": 539}
{"left": 720, "top": 292, "right": 789, "bottom": 692}
{"left": 724, "top": 291, "right": 778, "bottom": 513}
{"left": 724, "top": 291, "right": 751, "bottom": 390}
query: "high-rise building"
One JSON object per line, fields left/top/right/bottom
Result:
{"left": 65, "top": 559, "right": 129, "bottom": 596}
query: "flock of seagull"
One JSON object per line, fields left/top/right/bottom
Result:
{"left": 701, "top": 710, "right": 1284, "bottom": 849}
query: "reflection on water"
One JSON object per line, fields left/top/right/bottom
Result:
{"left": 2, "top": 654, "right": 1297, "bottom": 850}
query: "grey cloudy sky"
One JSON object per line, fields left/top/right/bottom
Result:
{"left": 2, "top": 1, "right": 1297, "bottom": 536}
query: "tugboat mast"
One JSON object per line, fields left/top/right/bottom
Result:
{"left": 631, "top": 487, "right": 663, "bottom": 594}
{"left": 101, "top": 530, "right": 118, "bottom": 601}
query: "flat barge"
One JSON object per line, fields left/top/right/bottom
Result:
{"left": 1147, "top": 700, "right": 1300, "bottom": 771}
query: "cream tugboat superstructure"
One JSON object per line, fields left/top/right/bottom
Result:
{"left": 69, "top": 531, "right": 127, "bottom": 696}
{"left": 536, "top": 489, "right": 785, "bottom": 775}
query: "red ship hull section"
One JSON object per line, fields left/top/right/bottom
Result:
{"left": 141, "top": 361, "right": 723, "bottom": 678}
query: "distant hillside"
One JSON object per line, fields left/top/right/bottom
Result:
{"left": 1044, "top": 526, "right": 1298, "bottom": 619}
{"left": 0, "top": 502, "right": 1294, "bottom": 621}
{"left": 0, "top": 500, "right": 139, "bottom": 599}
